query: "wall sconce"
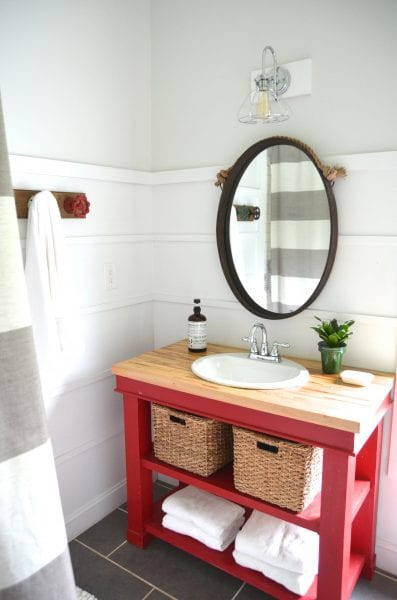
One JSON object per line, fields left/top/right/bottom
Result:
{"left": 238, "top": 46, "right": 291, "bottom": 124}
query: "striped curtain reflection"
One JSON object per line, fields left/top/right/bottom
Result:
{"left": 0, "top": 95, "right": 77, "bottom": 599}
{"left": 267, "top": 145, "right": 330, "bottom": 313}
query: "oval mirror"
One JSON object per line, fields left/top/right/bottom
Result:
{"left": 216, "top": 137, "right": 338, "bottom": 319}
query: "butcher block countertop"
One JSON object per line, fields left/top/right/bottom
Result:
{"left": 112, "top": 340, "right": 394, "bottom": 435}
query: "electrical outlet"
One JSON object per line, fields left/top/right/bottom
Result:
{"left": 104, "top": 263, "right": 117, "bottom": 290}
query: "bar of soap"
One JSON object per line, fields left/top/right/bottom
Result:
{"left": 340, "top": 370, "right": 374, "bottom": 386}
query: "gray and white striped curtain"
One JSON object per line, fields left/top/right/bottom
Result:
{"left": 0, "top": 96, "right": 76, "bottom": 599}
{"left": 267, "top": 146, "right": 330, "bottom": 313}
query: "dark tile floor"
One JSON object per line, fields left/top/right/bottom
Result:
{"left": 71, "top": 481, "right": 397, "bottom": 600}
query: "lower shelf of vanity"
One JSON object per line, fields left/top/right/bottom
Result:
{"left": 144, "top": 504, "right": 365, "bottom": 600}
{"left": 140, "top": 453, "right": 369, "bottom": 599}
{"left": 142, "top": 451, "right": 370, "bottom": 534}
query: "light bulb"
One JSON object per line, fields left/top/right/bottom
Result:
{"left": 255, "top": 91, "right": 270, "bottom": 118}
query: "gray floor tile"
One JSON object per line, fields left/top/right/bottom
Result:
{"left": 351, "top": 572, "right": 397, "bottom": 599}
{"left": 232, "top": 583, "right": 274, "bottom": 600}
{"left": 76, "top": 509, "right": 127, "bottom": 556}
{"left": 111, "top": 537, "right": 242, "bottom": 600}
{"left": 145, "top": 591, "right": 173, "bottom": 600}
{"left": 70, "top": 540, "right": 151, "bottom": 600}
{"left": 235, "top": 573, "right": 397, "bottom": 600}
{"left": 153, "top": 482, "right": 176, "bottom": 502}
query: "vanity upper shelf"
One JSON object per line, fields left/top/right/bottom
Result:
{"left": 112, "top": 340, "right": 394, "bottom": 438}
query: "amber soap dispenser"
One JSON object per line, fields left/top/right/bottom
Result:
{"left": 188, "top": 299, "right": 207, "bottom": 352}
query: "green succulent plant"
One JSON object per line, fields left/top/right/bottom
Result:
{"left": 311, "top": 317, "right": 355, "bottom": 348}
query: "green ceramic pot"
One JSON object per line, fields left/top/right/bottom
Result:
{"left": 318, "top": 342, "right": 346, "bottom": 374}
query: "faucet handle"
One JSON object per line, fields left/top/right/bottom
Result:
{"left": 242, "top": 336, "right": 258, "bottom": 354}
{"left": 270, "top": 342, "right": 290, "bottom": 358}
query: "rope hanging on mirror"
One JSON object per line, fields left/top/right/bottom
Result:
{"left": 214, "top": 136, "right": 347, "bottom": 188}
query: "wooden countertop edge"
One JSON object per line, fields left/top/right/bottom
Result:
{"left": 112, "top": 341, "right": 395, "bottom": 435}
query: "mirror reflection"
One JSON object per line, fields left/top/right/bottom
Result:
{"left": 229, "top": 145, "right": 331, "bottom": 314}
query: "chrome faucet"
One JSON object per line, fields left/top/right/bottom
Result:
{"left": 242, "top": 323, "right": 290, "bottom": 363}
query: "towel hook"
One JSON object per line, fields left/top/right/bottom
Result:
{"left": 63, "top": 194, "right": 90, "bottom": 218}
{"left": 14, "top": 190, "right": 90, "bottom": 219}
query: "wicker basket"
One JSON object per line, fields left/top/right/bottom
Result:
{"left": 233, "top": 427, "right": 323, "bottom": 512}
{"left": 152, "top": 404, "right": 233, "bottom": 477}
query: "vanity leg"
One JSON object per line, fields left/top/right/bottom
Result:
{"left": 351, "top": 421, "right": 383, "bottom": 579}
{"left": 123, "top": 393, "right": 153, "bottom": 548}
{"left": 317, "top": 448, "right": 356, "bottom": 600}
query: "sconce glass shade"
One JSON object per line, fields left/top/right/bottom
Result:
{"left": 238, "top": 46, "right": 291, "bottom": 124}
{"left": 238, "top": 88, "right": 290, "bottom": 124}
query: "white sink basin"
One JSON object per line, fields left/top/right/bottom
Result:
{"left": 192, "top": 353, "right": 309, "bottom": 389}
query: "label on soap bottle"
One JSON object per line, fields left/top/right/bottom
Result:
{"left": 188, "top": 322, "right": 207, "bottom": 350}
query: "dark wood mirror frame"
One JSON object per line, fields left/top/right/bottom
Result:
{"left": 216, "top": 136, "right": 339, "bottom": 319}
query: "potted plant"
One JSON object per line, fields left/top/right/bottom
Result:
{"left": 311, "top": 317, "right": 355, "bottom": 374}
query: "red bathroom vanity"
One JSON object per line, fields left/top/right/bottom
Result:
{"left": 112, "top": 341, "right": 394, "bottom": 600}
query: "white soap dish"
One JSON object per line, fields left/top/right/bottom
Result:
{"left": 340, "top": 370, "right": 374, "bottom": 387}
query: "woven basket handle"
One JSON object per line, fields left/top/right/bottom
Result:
{"left": 257, "top": 441, "right": 279, "bottom": 454}
{"left": 170, "top": 414, "right": 186, "bottom": 426}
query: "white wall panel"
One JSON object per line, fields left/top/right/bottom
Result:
{"left": 311, "top": 237, "right": 397, "bottom": 318}
{"left": 152, "top": 180, "right": 219, "bottom": 234}
{"left": 13, "top": 170, "right": 153, "bottom": 238}
{"left": 56, "top": 432, "right": 126, "bottom": 540}
{"left": 154, "top": 238, "right": 234, "bottom": 300}
{"left": 67, "top": 238, "right": 153, "bottom": 309}
{"left": 48, "top": 376, "right": 123, "bottom": 460}
{"left": 59, "top": 302, "right": 153, "bottom": 385}
{"left": 336, "top": 169, "right": 397, "bottom": 236}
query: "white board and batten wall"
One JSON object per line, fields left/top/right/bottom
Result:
{"left": 11, "top": 155, "right": 154, "bottom": 540}
{"left": 10, "top": 149, "right": 397, "bottom": 574}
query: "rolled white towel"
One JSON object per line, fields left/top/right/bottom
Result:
{"left": 233, "top": 550, "right": 316, "bottom": 596}
{"left": 162, "top": 513, "right": 245, "bottom": 551}
{"left": 234, "top": 510, "right": 319, "bottom": 575}
{"left": 162, "top": 486, "right": 245, "bottom": 539}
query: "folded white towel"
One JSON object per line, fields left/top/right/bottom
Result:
{"left": 162, "top": 486, "right": 245, "bottom": 539}
{"left": 162, "top": 513, "right": 245, "bottom": 551}
{"left": 234, "top": 510, "right": 319, "bottom": 575}
{"left": 233, "top": 550, "right": 316, "bottom": 596}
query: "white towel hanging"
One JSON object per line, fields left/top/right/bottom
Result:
{"left": 25, "top": 190, "right": 82, "bottom": 397}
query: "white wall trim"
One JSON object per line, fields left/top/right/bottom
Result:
{"left": 19, "top": 232, "right": 397, "bottom": 248}
{"left": 55, "top": 429, "right": 124, "bottom": 466}
{"left": 153, "top": 233, "right": 215, "bottom": 243}
{"left": 19, "top": 234, "right": 154, "bottom": 247}
{"left": 50, "top": 368, "right": 113, "bottom": 399}
{"left": 67, "top": 234, "right": 153, "bottom": 245}
{"left": 11, "top": 150, "right": 397, "bottom": 188}
{"left": 79, "top": 294, "right": 153, "bottom": 315}
{"left": 151, "top": 166, "right": 221, "bottom": 184}
{"left": 10, "top": 154, "right": 152, "bottom": 185}
{"left": 64, "top": 478, "right": 126, "bottom": 541}
{"left": 153, "top": 292, "right": 397, "bottom": 325}
{"left": 340, "top": 235, "right": 397, "bottom": 247}
{"left": 375, "top": 538, "right": 397, "bottom": 575}
{"left": 153, "top": 233, "right": 397, "bottom": 247}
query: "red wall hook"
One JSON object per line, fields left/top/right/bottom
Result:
{"left": 64, "top": 194, "right": 90, "bottom": 218}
